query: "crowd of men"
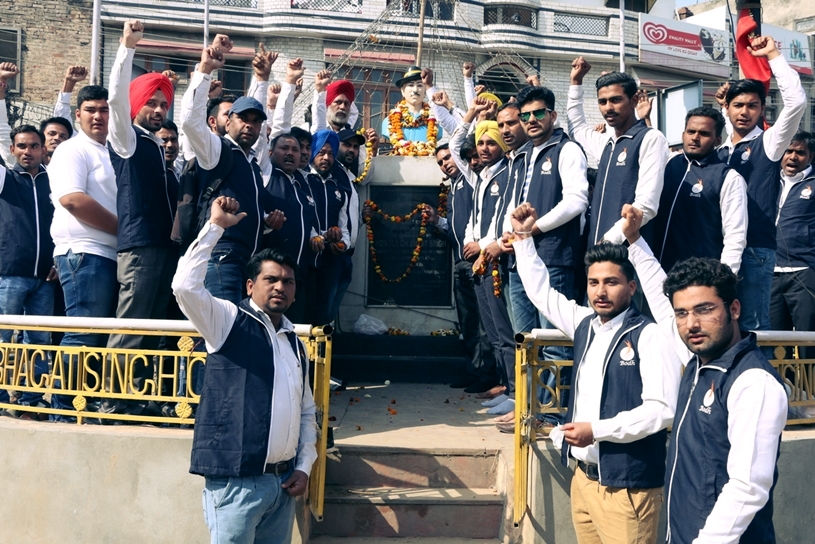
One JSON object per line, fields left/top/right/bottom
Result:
{"left": 0, "top": 18, "right": 813, "bottom": 543}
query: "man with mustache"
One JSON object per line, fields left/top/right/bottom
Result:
{"left": 566, "top": 56, "right": 669, "bottom": 249}
{"left": 105, "top": 21, "right": 179, "bottom": 358}
{"left": 650, "top": 106, "right": 748, "bottom": 275}
{"left": 770, "top": 131, "right": 815, "bottom": 359}
{"left": 181, "top": 34, "right": 283, "bottom": 305}
{"left": 715, "top": 35, "right": 806, "bottom": 341}
{"left": 511, "top": 201, "right": 680, "bottom": 544}
{"left": 173, "top": 196, "right": 317, "bottom": 544}
{"left": 622, "top": 204, "right": 786, "bottom": 544}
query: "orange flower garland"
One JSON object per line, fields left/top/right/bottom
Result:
{"left": 388, "top": 100, "right": 438, "bottom": 156}
{"left": 473, "top": 251, "right": 503, "bottom": 297}
{"left": 354, "top": 128, "right": 373, "bottom": 184}
{"left": 364, "top": 183, "right": 450, "bottom": 283}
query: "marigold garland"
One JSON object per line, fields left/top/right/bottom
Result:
{"left": 364, "top": 183, "right": 450, "bottom": 283}
{"left": 388, "top": 100, "right": 438, "bottom": 156}
{"left": 473, "top": 251, "right": 503, "bottom": 297}
{"left": 354, "top": 128, "right": 373, "bottom": 184}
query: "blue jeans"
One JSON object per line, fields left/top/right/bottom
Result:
{"left": 51, "top": 251, "right": 118, "bottom": 416}
{"left": 738, "top": 247, "right": 775, "bottom": 332}
{"left": 206, "top": 249, "right": 247, "bottom": 306}
{"left": 202, "top": 470, "right": 296, "bottom": 544}
{"left": 0, "top": 276, "right": 55, "bottom": 405}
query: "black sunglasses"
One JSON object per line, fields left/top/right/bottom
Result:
{"left": 519, "top": 108, "right": 552, "bottom": 123}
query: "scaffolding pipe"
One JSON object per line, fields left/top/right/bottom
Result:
{"left": 416, "top": 0, "right": 428, "bottom": 66}
{"left": 89, "top": 0, "right": 102, "bottom": 84}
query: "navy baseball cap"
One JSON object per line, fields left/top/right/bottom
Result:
{"left": 227, "top": 96, "right": 267, "bottom": 121}
{"left": 337, "top": 128, "right": 365, "bottom": 145}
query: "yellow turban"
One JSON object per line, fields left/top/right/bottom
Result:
{"left": 475, "top": 120, "right": 509, "bottom": 152}
{"left": 478, "top": 92, "right": 503, "bottom": 107}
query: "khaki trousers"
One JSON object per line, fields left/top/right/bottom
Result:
{"left": 570, "top": 464, "right": 662, "bottom": 544}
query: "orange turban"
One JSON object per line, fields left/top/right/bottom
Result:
{"left": 129, "top": 73, "right": 174, "bottom": 121}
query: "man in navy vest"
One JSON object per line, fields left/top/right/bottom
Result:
{"left": 425, "top": 143, "right": 497, "bottom": 393}
{"left": 566, "top": 57, "right": 669, "bottom": 249}
{"left": 771, "top": 131, "right": 815, "bottom": 359}
{"left": 173, "top": 196, "right": 317, "bottom": 544}
{"left": 623, "top": 204, "right": 787, "bottom": 544}
{"left": 651, "top": 106, "right": 748, "bottom": 275}
{"left": 181, "top": 34, "right": 282, "bottom": 305}
{"left": 511, "top": 201, "right": 680, "bottom": 543}
{"left": 106, "top": 21, "right": 179, "bottom": 363}
{"left": 0, "top": 126, "right": 56, "bottom": 412}
{"left": 498, "top": 86, "right": 589, "bottom": 430}
{"left": 715, "top": 34, "right": 806, "bottom": 337}
{"left": 454, "top": 98, "right": 517, "bottom": 415}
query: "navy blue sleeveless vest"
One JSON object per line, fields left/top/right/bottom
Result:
{"left": 665, "top": 332, "right": 782, "bottom": 544}
{"left": 651, "top": 152, "right": 731, "bottom": 273}
{"left": 108, "top": 126, "right": 175, "bottom": 251}
{"left": 473, "top": 159, "right": 509, "bottom": 240}
{"left": 0, "top": 165, "right": 54, "bottom": 279}
{"left": 447, "top": 173, "right": 474, "bottom": 263}
{"left": 589, "top": 120, "right": 652, "bottom": 247}
{"left": 775, "top": 172, "right": 815, "bottom": 269}
{"left": 718, "top": 134, "right": 780, "bottom": 250}
{"left": 561, "top": 305, "right": 667, "bottom": 489}
{"left": 265, "top": 166, "right": 318, "bottom": 267}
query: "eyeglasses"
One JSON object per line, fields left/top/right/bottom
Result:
{"left": 673, "top": 303, "right": 724, "bottom": 322}
{"left": 519, "top": 108, "right": 552, "bottom": 123}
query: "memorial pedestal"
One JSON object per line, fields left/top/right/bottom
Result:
{"left": 339, "top": 156, "right": 458, "bottom": 335}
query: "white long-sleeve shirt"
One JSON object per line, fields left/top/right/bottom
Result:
{"left": 626, "top": 236, "right": 788, "bottom": 544}
{"left": 464, "top": 159, "right": 507, "bottom": 249}
{"left": 566, "top": 85, "right": 668, "bottom": 245}
{"left": 500, "top": 139, "right": 589, "bottom": 236}
{"left": 719, "top": 55, "right": 807, "bottom": 163}
{"left": 172, "top": 222, "right": 318, "bottom": 475}
{"left": 514, "top": 237, "right": 680, "bottom": 463}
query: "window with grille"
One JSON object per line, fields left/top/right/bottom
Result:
{"left": 483, "top": 6, "right": 538, "bottom": 29}
{"left": 168, "top": 0, "right": 257, "bottom": 7}
{"left": 291, "top": 0, "right": 362, "bottom": 13}
{"left": 553, "top": 13, "right": 609, "bottom": 36}
{"left": 0, "top": 27, "right": 21, "bottom": 93}
{"left": 387, "top": 0, "right": 455, "bottom": 21}
{"left": 331, "top": 65, "right": 404, "bottom": 133}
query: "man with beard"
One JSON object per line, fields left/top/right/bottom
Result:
{"left": 105, "top": 21, "right": 179, "bottom": 366}
{"left": 770, "top": 131, "right": 815, "bottom": 359}
{"left": 650, "top": 106, "right": 747, "bottom": 274}
{"left": 622, "top": 204, "right": 786, "bottom": 544}
{"left": 715, "top": 35, "right": 806, "bottom": 339}
{"left": 172, "top": 196, "right": 317, "bottom": 544}
{"left": 181, "top": 34, "right": 283, "bottom": 304}
{"left": 424, "top": 143, "right": 497, "bottom": 393}
{"left": 512, "top": 202, "right": 680, "bottom": 544}
{"left": 567, "top": 57, "right": 668, "bottom": 249}
{"left": 265, "top": 132, "right": 320, "bottom": 323}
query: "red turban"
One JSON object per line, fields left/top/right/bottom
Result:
{"left": 326, "top": 80, "right": 355, "bottom": 106}
{"left": 129, "top": 73, "right": 175, "bottom": 121}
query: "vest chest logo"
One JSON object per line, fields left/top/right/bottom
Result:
{"left": 335, "top": 189, "right": 343, "bottom": 201}
{"left": 801, "top": 185, "right": 812, "bottom": 200}
{"left": 616, "top": 148, "right": 628, "bottom": 166}
{"left": 490, "top": 182, "right": 499, "bottom": 195}
{"left": 699, "top": 381, "right": 715, "bottom": 414}
{"left": 541, "top": 157, "right": 553, "bottom": 174}
{"left": 619, "top": 340, "right": 636, "bottom": 366}
{"left": 690, "top": 179, "right": 704, "bottom": 197}
{"left": 740, "top": 148, "right": 751, "bottom": 163}
{"left": 456, "top": 180, "right": 464, "bottom": 190}
{"left": 306, "top": 195, "right": 315, "bottom": 206}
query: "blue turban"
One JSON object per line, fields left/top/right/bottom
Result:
{"left": 310, "top": 129, "right": 340, "bottom": 163}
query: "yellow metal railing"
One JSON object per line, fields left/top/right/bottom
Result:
{"left": 511, "top": 328, "right": 815, "bottom": 526}
{"left": 0, "top": 315, "right": 332, "bottom": 520}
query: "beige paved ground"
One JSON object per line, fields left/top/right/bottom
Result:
{"left": 328, "top": 383, "right": 514, "bottom": 452}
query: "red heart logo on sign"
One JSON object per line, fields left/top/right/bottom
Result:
{"left": 643, "top": 22, "right": 669, "bottom": 44}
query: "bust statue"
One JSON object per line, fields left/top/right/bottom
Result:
{"left": 382, "top": 66, "right": 441, "bottom": 156}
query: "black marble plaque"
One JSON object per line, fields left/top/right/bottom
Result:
{"left": 366, "top": 186, "right": 452, "bottom": 307}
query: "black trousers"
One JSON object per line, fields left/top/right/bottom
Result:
{"left": 473, "top": 270, "right": 516, "bottom": 396}
{"left": 770, "top": 268, "right": 815, "bottom": 359}
{"left": 453, "top": 259, "right": 496, "bottom": 383}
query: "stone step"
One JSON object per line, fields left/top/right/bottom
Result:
{"left": 314, "top": 486, "right": 504, "bottom": 539}
{"left": 325, "top": 446, "right": 500, "bottom": 489}
{"left": 309, "top": 537, "right": 502, "bottom": 543}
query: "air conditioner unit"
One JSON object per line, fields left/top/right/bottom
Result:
{"left": 0, "top": 27, "right": 22, "bottom": 94}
